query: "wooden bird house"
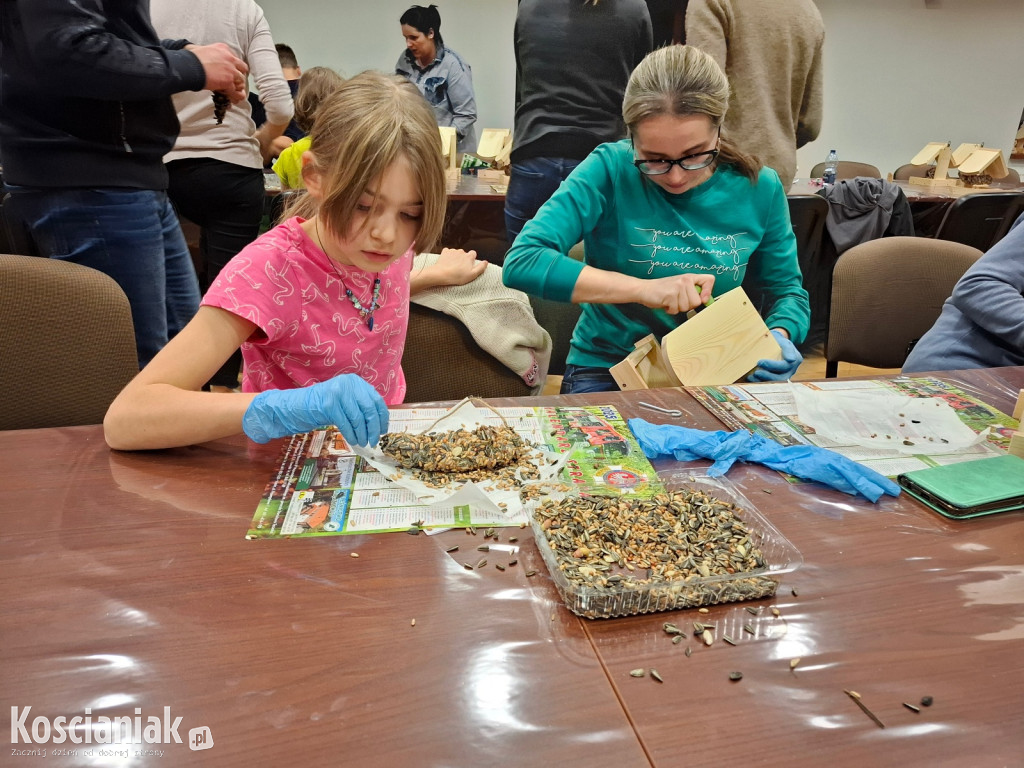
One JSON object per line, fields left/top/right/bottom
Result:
{"left": 610, "top": 287, "right": 783, "bottom": 390}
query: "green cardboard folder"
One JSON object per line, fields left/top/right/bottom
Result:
{"left": 897, "top": 454, "right": 1024, "bottom": 519}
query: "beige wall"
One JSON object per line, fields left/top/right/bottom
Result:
{"left": 256, "top": 0, "right": 1024, "bottom": 177}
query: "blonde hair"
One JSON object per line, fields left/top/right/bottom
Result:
{"left": 622, "top": 45, "right": 761, "bottom": 181}
{"left": 286, "top": 71, "right": 446, "bottom": 252}
{"left": 293, "top": 66, "right": 345, "bottom": 133}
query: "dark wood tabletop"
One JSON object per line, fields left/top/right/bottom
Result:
{"left": 446, "top": 172, "right": 507, "bottom": 202}
{"left": 3, "top": 367, "right": 1023, "bottom": 766}
{"left": 788, "top": 177, "right": 1024, "bottom": 202}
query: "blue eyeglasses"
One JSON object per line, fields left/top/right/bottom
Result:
{"left": 633, "top": 130, "right": 722, "bottom": 175}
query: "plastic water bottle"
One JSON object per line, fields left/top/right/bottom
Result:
{"left": 822, "top": 149, "right": 838, "bottom": 185}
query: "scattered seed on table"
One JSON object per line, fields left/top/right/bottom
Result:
{"left": 903, "top": 702, "right": 921, "bottom": 713}
{"left": 845, "top": 690, "right": 885, "bottom": 729}
{"left": 629, "top": 669, "right": 645, "bottom": 678}
{"left": 495, "top": 564, "right": 506, "bottom": 571}
{"left": 445, "top": 545, "right": 459, "bottom": 553}
{"left": 729, "top": 671, "right": 743, "bottom": 681}
{"left": 698, "top": 607, "right": 710, "bottom": 614}
{"left": 477, "top": 545, "right": 490, "bottom": 552}
{"left": 745, "top": 606, "right": 761, "bottom": 615}
{"left": 790, "top": 658, "right": 801, "bottom": 670}
{"left": 672, "top": 635, "right": 684, "bottom": 645}
{"left": 650, "top": 669, "right": 664, "bottom": 683}
{"left": 702, "top": 629, "right": 713, "bottom": 646}
{"left": 525, "top": 570, "right": 537, "bottom": 577}
{"left": 762, "top": 489, "right": 773, "bottom": 495}
{"left": 508, "top": 559, "right": 518, "bottom": 567}
{"left": 684, "top": 646, "right": 693, "bottom": 657}
{"left": 476, "top": 558, "right": 487, "bottom": 568}
{"left": 771, "top": 607, "right": 781, "bottom": 617}
{"left": 350, "top": 552, "right": 360, "bottom": 558}
{"left": 410, "top": 618, "right": 416, "bottom": 627}
{"left": 463, "top": 562, "right": 474, "bottom": 570}
{"left": 920, "top": 696, "right": 934, "bottom": 707}
{"left": 791, "top": 586, "right": 800, "bottom": 597}
{"left": 723, "top": 635, "right": 737, "bottom": 646}
{"left": 743, "top": 623, "right": 755, "bottom": 635}
{"left": 508, "top": 537, "right": 518, "bottom": 543}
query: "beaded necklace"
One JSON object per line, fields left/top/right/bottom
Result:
{"left": 314, "top": 218, "right": 382, "bottom": 330}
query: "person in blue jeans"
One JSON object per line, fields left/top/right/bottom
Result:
{"left": 505, "top": 0, "right": 653, "bottom": 245}
{"left": 0, "top": 0, "right": 248, "bottom": 369}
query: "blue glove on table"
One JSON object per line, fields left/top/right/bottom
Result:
{"left": 628, "top": 418, "right": 901, "bottom": 503}
{"left": 243, "top": 374, "right": 389, "bottom": 447}
{"left": 748, "top": 330, "right": 802, "bottom": 382}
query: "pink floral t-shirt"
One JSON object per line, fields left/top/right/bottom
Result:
{"left": 202, "top": 217, "right": 411, "bottom": 403}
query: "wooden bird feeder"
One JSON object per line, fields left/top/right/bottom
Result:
{"left": 610, "top": 286, "right": 783, "bottom": 390}
{"left": 956, "top": 146, "right": 1009, "bottom": 187}
{"left": 908, "top": 141, "right": 957, "bottom": 188}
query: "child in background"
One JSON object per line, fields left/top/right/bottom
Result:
{"left": 273, "top": 66, "right": 345, "bottom": 190}
{"left": 104, "top": 71, "right": 485, "bottom": 452}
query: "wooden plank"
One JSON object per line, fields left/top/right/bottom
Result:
{"left": 958, "top": 147, "right": 1008, "bottom": 177}
{"left": 911, "top": 141, "right": 949, "bottom": 165}
{"left": 476, "top": 128, "right": 511, "bottom": 161}
{"left": 661, "top": 287, "right": 782, "bottom": 386}
{"left": 439, "top": 127, "right": 458, "bottom": 172}
{"left": 610, "top": 334, "right": 681, "bottom": 391}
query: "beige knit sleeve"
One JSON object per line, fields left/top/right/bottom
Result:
{"left": 684, "top": 0, "right": 731, "bottom": 71}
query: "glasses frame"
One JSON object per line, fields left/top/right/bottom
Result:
{"left": 632, "top": 128, "right": 722, "bottom": 176}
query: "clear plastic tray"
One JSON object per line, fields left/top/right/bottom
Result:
{"left": 530, "top": 470, "right": 802, "bottom": 619}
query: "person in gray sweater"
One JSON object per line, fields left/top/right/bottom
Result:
{"left": 903, "top": 213, "right": 1024, "bottom": 373}
{"left": 686, "top": 0, "right": 823, "bottom": 186}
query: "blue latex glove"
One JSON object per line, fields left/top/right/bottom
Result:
{"left": 242, "top": 374, "right": 389, "bottom": 447}
{"left": 628, "top": 418, "right": 901, "bottom": 503}
{"left": 748, "top": 330, "right": 802, "bottom": 382}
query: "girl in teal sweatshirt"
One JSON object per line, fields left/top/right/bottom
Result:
{"left": 503, "top": 45, "right": 810, "bottom": 394}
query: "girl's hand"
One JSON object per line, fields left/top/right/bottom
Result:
{"left": 431, "top": 248, "right": 487, "bottom": 287}
{"left": 638, "top": 273, "right": 716, "bottom": 315}
{"left": 242, "top": 373, "right": 389, "bottom": 447}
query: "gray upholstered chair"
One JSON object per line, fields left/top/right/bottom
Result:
{"left": 824, "top": 237, "right": 982, "bottom": 377}
{"left": 0, "top": 254, "right": 138, "bottom": 428}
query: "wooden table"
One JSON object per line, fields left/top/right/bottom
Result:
{"left": 788, "top": 178, "right": 1024, "bottom": 237}
{"left": 3, "top": 368, "right": 1023, "bottom": 766}
{"left": 441, "top": 173, "right": 509, "bottom": 264}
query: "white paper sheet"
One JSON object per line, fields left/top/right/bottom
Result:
{"left": 790, "top": 384, "right": 991, "bottom": 455}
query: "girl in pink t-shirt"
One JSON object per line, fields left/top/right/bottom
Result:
{"left": 104, "top": 71, "right": 485, "bottom": 451}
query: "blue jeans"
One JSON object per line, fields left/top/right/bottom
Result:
{"left": 560, "top": 364, "right": 620, "bottom": 395}
{"left": 504, "top": 157, "right": 582, "bottom": 245}
{"left": 5, "top": 186, "right": 200, "bottom": 368}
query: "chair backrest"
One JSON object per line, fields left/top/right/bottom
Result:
{"left": 933, "top": 192, "right": 1024, "bottom": 252}
{"left": 892, "top": 163, "right": 934, "bottom": 181}
{"left": 0, "top": 254, "right": 138, "bottom": 429}
{"left": 402, "top": 302, "right": 533, "bottom": 402}
{"left": 810, "top": 160, "right": 882, "bottom": 180}
{"left": 825, "top": 237, "right": 982, "bottom": 375}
